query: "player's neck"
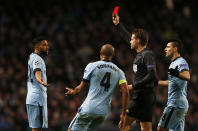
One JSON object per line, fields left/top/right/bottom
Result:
{"left": 171, "top": 53, "right": 180, "bottom": 61}
{"left": 101, "top": 57, "right": 112, "bottom": 62}
{"left": 34, "top": 49, "right": 40, "bottom": 55}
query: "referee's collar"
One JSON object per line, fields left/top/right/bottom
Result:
{"left": 139, "top": 47, "right": 148, "bottom": 54}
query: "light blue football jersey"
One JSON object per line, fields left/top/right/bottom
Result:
{"left": 26, "top": 53, "right": 47, "bottom": 106}
{"left": 167, "top": 57, "right": 189, "bottom": 108}
{"left": 79, "top": 60, "right": 126, "bottom": 117}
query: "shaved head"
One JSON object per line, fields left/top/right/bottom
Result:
{"left": 100, "top": 44, "right": 115, "bottom": 59}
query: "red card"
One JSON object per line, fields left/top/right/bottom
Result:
{"left": 112, "top": 6, "right": 119, "bottom": 15}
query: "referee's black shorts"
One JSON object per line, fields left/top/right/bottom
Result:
{"left": 126, "top": 90, "right": 155, "bottom": 122}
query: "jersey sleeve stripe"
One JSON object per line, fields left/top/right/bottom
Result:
{"left": 119, "top": 79, "right": 126, "bottom": 85}
{"left": 83, "top": 79, "right": 90, "bottom": 83}
{"left": 180, "top": 69, "right": 189, "bottom": 72}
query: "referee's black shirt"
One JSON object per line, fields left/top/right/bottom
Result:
{"left": 132, "top": 47, "right": 157, "bottom": 93}
{"left": 117, "top": 23, "right": 157, "bottom": 94}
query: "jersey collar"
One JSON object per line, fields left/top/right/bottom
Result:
{"left": 172, "top": 56, "right": 181, "bottom": 62}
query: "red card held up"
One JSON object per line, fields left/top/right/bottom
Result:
{"left": 112, "top": 6, "right": 119, "bottom": 15}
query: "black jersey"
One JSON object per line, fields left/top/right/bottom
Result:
{"left": 117, "top": 23, "right": 157, "bottom": 93}
{"left": 132, "top": 48, "right": 157, "bottom": 92}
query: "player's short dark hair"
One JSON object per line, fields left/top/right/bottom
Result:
{"left": 32, "top": 37, "right": 47, "bottom": 47}
{"left": 132, "top": 28, "right": 149, "bottom": 46}
{"left": 168, "top": 39, "right": 183, "bottom": 54}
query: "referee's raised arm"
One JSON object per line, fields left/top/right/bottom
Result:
{"left": 112, "top": 14, "right": 131, "bottom": 45}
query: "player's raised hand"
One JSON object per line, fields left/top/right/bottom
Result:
{"left": 112, "top": 13, "right": 119, "bottom": 26}
{"left": 65, "top": 87, "right": 75, "bottom": 96}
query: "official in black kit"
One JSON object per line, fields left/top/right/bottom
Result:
{"left": 112, "top": 13, "right": 158, "bottom": 131}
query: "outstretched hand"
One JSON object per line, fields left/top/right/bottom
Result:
{"left": 112, "top": 13, "right": 119, "bottom": 26}
{"left": 65, "top": 87, "right": 75, "bottom": 96}
{"left": 168, "top": 66, "right": 179, "bottom": 77}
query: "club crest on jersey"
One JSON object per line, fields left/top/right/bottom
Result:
{"left": 133, "top": 64, "right": 137, "bottom": 73}
{"left": 34, "top": 61, "right": 40, "bottom": 65}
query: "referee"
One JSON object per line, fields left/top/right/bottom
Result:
{"left": 112, "top": 13, "right": 158, "bottom": 131}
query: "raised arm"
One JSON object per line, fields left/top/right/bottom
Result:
{"left": 112, "top": 14, "right": 131, "bottom": 44}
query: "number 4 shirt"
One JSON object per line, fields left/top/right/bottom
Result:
{"left": 80, "top": 60, "right": 126, "bottom": 117}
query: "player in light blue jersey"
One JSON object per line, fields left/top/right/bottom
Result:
{"left": 157, "top": 40, "right": 190, "bottom": 131}
{"left": 26, "top": 37, "right": 50, "bottom": 131}
{"left": 66, "top": 44, "right": 129, "bottom": 131}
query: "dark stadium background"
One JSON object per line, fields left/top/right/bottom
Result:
{"left": 0, "top": 0, "right": 198, "bottom": 130}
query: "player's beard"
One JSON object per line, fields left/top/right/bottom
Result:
{"left": 40, "top": 50, "right": 48, "bottom": 56}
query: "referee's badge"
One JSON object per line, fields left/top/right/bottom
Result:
{"left": 133, "top": 64, "right": 137, "bottom": 73}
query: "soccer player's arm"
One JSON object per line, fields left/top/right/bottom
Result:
{"left": 65, "top": 81, "right": 87, "bottom": 96}
{"left": 178, "top": 62, "right": 190, "bottom": 81}
{"left": 112, "top": 14, "right": 131, "bottom": 44}
{"left": 35, "top": 71, "right": 49, "bottom": 87}
{"left": 134, "top": 53, "right": 158, "bottom": 87}
{"left": 119, "top": 79, "right": 129, "bottom": 116}
{"left": 33, "top": 58, "right": 49, "bottom": 87}
{"left": 179, "top": 71, "right": 190, "bottom": 81}
{"left": 65, "top": 63, "right": 92, "bottom": 96}
{"left": 168, "top": 61, "right": 190, "bottom": 81}
{"left": 118, "top": 71, "right": 129, "bottom": 128}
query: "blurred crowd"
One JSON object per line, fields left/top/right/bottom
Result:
{"left": 0, "top": 0, "right": 198, "bottom": 131}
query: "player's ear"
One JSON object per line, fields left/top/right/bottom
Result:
{"left": 137, "top": 38, "right": 141, "bottom": 45}
{"left": 100, "top": 53, "right": 102, "bottom": 59}
{"left": 173, "top": 46, "right": 178, "bottom": 53}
